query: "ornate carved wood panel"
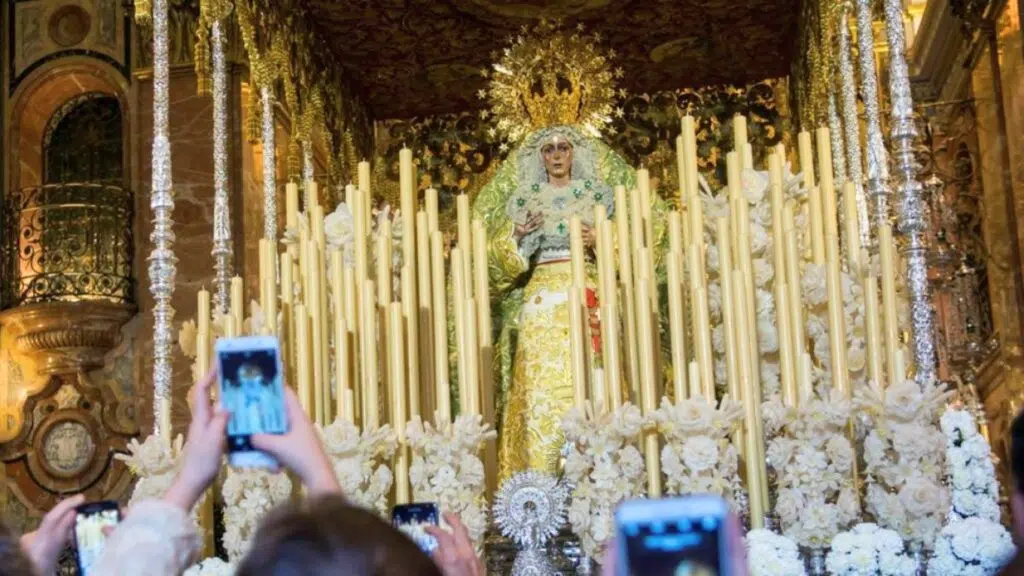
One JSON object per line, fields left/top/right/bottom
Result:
{"left": 302, "top": 0, "right": 800, "bottom": 119}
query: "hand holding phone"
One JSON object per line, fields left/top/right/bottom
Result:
{"left": 163, "top": 368, "right": 230, "bottom": 512}
{"left": 217, "top": 336, "right": 288, "bottom": 468}
{"left": 19, "top": 494, "right": 84, "bottom": 576}
{"left": 615, "top": 495, "right": 735, "bottom": 576}
{"left": 392, "top": 503, "right": 440, "bottom": 554}
{"left": 74, "top": 501, "right": 120, "bottom": 576}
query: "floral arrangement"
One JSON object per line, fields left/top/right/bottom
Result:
{"left": 183, "top": 558, "right": 234, "bottom": 576}
{"left": 928, "top": 408, "right": 1017, "bottom": 575}
{"left": 562, "top": 403, "right": 647, "bottom": 560}
{"left": 767, "top": 387, "right": 859, "bottom": 548}
{"left": 320, "top": 201, "right": 404, "bottom": 292}
{"left": 930, "top": 517, "right": 1016, "bottom": 575}
{"left": 825, "top": 523, "right": 918, "bottom": 575}
{"left": 800, "top": 262, "right": 869, "bottom": 392}
{"left": 116, "top": 433, "right": 184, "bottom": 506}
{"left": 406, "top": 413, "right": 496, "bottom": 545}
{"left": 701, "top": 165, "right": 799, "bottom": 399}
{"left": 653, "top": 396, "right": 742, "bottom": 498}
{"left": 855, "top": 379, "right": 952, "bottom": 548}
{"left": 745, "top": 529, "right": 806, "bottom": 576}
{"left": 220, "top": 467, "right": 293, "bottom": 561}
{"left": 318, "top": 417, "right": 397, "bottom": 516}
{"left": 940, "top": 409, "right": 1001, "bottom": 522}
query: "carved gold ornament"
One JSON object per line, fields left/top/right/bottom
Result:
{"left": 481, "top": 21, "right": 619, "bottom": 142}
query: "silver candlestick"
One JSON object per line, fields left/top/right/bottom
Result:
{"left": 262, "top": 85, "right": 278, "bottom": 244}
{"left": 883, "top": 0, "right": 937, "bottom": 384}
{"left": 836, "top": 5, "right": 871, "bottom": 249}
{"left": 856, "top": 0, "right": 891, "bottom": 236}
{"left": 211, "top": 18, "right": 232, "bottom": 314}
{"left": 148, "top": 0, "right": 176, "bottom": 437}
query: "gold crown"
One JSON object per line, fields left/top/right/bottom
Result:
{"left": 481, "top": 21, "right": 620, "bottom": 142}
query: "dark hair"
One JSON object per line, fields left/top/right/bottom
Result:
{"left": 0, "top": 521, "right": 36, "bottom": 576}
{"left": 236, "top": 495, "right": 441, "bottom": 576}
{"left": 1012, "top": 409, "right": 1024, "bottom": 494}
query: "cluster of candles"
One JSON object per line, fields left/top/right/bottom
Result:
{"left": 170, "top": 113, "right": 908, "bottom": 533}
{"left": 182, "top": 149, "right": 497, "bottom": 506}
{"left": 565, "top": 115, "right": 907, "bottom": 528}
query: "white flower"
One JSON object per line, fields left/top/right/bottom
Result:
{"left": 801, "top": 264, "right": 828, "bottom": 306}
{"left": 563, "top": 403, "right": 647, "bottom": 559}
{"left": 681, "top": 436, "right": 719, "bottom": 472}
{"left": 826, "top": 436, "right": 854, "bottom": 473}
{"left": 753, "top": 257, "right": 774, "bottom": 287}
{"left": 932, "top": 517, "right": 1016, "bottom": 575}
{"left": 770, "top": 389, "right": 857, "bottom": 548}
{"left": 746, "top": 530, "right": 805, "bottom": 576}
{"left": 827, "top": 523, "right": 917, "bottom": 576}
{"left": 324, "top": 203, "right": 354, "bottom": 250}
{"left": 406, "top": 413, "right": 494, "bottom": 546}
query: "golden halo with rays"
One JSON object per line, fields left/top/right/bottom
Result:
{"left": 480, "top": 20, "right": 621, "bottom": 143}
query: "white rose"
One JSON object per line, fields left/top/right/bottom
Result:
{"left": 898, "top": 477, "right": 946, "bottom": 518}
{"left": 826, "top": 435, "right": 855, "bottom": 473}
{"left": 753, "top": 257, "right": 774, "bottom": 287}
{"left": 801, "top": 264, "right": 828, "bottom": 306}
{"left": 681, "top": 436, "right": 719, "bottom": 472}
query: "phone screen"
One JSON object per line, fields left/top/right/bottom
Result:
{"left": 620, "top": 507, "right": 724, "bottom": 576}
{"left": 74, "top": 503, "right": 120, "bottom": 575}
{"left": 392, "top": 503, "right": 439, "bottom": 555}
{"left": 218, "top": 342, "right": 287, "bottom": 458}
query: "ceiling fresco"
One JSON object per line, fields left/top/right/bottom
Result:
{"left": 302, "top": 0, "right": 800, "bottom": 119}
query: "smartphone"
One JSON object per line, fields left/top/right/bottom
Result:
{"left": 392, "top": 502, "right": 440, "bottom": 555}
{"left": 216, "top": 336, "right": 288, "bottom": 468}
{"left": 615, "top": 495, "right": 732, "bottom": 576}
{"left": 74, "top": 501, "right": 120, "bottom": 575}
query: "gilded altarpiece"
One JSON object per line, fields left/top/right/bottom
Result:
{"left": 971, "top": 0, "right": 1024, "bottom": 480}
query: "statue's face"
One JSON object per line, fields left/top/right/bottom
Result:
{"left": 541, "top": 137, "right": 573, "bottom": 180}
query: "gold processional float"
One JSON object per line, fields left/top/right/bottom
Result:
{"left": 167, "top": 119, "right": 907, "bottom": 550}
{"left": 125, "top": 12, "right": 1015, "bottom": 575}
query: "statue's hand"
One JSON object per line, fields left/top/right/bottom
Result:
{"left": 513, "top": 211, "right": 544, "bottom": 241}
{"left": 580, "top": 223, "right": 598, "bottom": 250}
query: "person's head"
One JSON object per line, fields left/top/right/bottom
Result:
{"left": 541, "top": 134, "right": 574, "bottom": 183}
{"left": 1011, "top": 410, "right": 1024, "bottom": 537}
{"left": 236, "top": 495, "right": 441, "bottom": 576}
{"left": 0, "top": 521, "right": 37, "bottom": 576}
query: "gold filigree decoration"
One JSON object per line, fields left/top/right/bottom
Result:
{"left": 194, "top": 0, "right": 234, "bottom": 96}
{"left": 481, "top": 20, "right": 619, "bottom": 142}
{"left": 134, "top": 0, "right": 152, "bottom": 25}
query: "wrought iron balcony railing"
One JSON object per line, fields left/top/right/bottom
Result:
{"left": 1, "top": 183, "right": 134, "bottom": 309}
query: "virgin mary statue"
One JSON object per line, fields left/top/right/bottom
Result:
{"left": 472, "top": 23, "right": 664, "bottom": 480}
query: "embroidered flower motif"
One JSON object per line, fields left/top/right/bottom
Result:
{"left": 516, "top": 197, "right": 526, "bottom": 207}
{"left": 584, "top": 179, "right": 593, "bottom": 189}
{"left": 557, "top": 221, "right": 567, "bottom": 235}
{"left": 593, "top": 191, "right": 604, "bottom": 202}
{"left": 572, "top": 188, "right": 583, "bottom": 199}
{"left": 531, "top": 183, "right": 540, "bottom": 193}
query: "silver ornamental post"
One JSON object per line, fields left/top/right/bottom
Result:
{"left": 149, "top": 0, "right": 177, "bottom": 436}
{"left": 883, "top": 0, "right": 937, "bottom": 384}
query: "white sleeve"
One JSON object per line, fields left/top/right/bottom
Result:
{"left": 92, "top": 499, "right": 201, "bottom": 576}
